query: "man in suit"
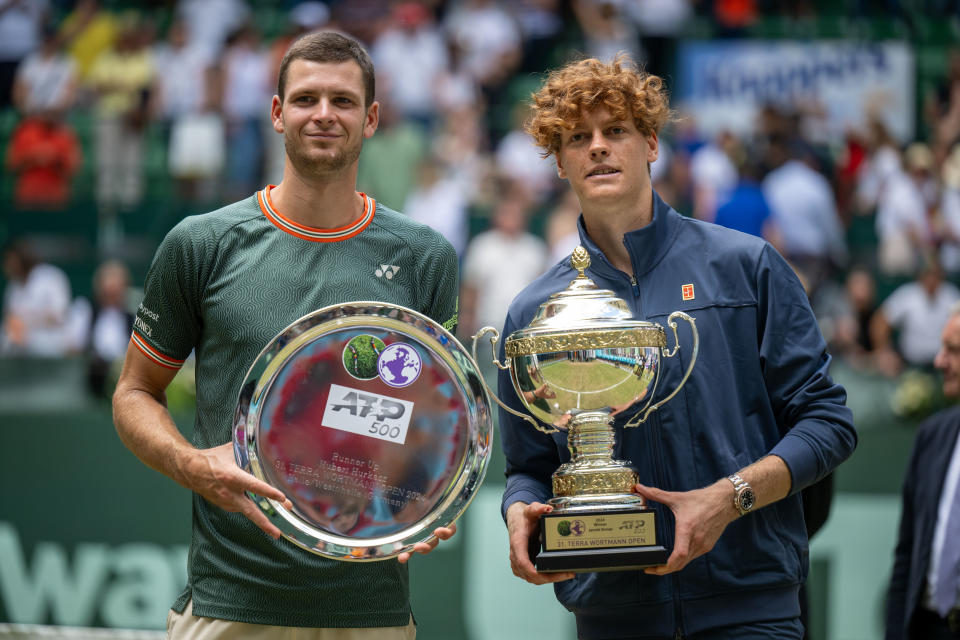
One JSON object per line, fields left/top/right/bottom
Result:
{"left": 886, "top": 303, "right": 960, "bottom": 639}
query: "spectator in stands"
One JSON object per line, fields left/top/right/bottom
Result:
{"left": 444, "top": 0, "right": 522, "bottom": 95}
{"left": 0, "top": 0, "right": 49, "bottom": 109}
{"left": 329, "top": 0, "right": 390, "bottom": 49}
{"left": 404, "top": 154, "right": 470, "bottom": 256}
{"left": 460, "top": 182, "right": 548, "bottom": 337}
{"left": 543, "top": 187, "right": 582, "bottom": 265}
{"left": 495, "top": 102, "right": 562, "bottom": 206}
{"left": 815, "top": 266, "right": 879, "bottom": 370}
{"left": 270, "top": 2, "right": 331, "bottom": 69}
{"left": 372, "top": 2, "right": 449, "bottom": 129}
{"left": 153, "top": 19, "right": 221, "bottom": 203}
{"left": 925, "top": 49, "right": 960, "bottom": 150}
{"left": 174, "top": 0, "right": 250, "bottom": 65}
{"left": 855, "top": 118, "right": 902, "bottom": 215}
{"left": 153, "top": 20, "right": 210, "bottom": 139}
{"left": 220, "top": 23, "right": 271, "bottom": 202}
{"left": 1, "top": 240, "right": 72, "bottom": 357}
{"left": 513, "top": 0, "right": 565, "bottom": 73}
{"left": 835, "top": 127, "right": 869, "bottom": 222}
{"left": 875, "top": 142, "right": 938, "bottom": 277}
{"left": 651, "top": 132, "right": 694, "bottom": 217}
{"left": 763, "top": 134, "right": 847, "bottom": 296}
{"left": 5, "top": 110, "right": 82, "bottom": 210}
{"left": 714, "top": 156, "right": 779, "bottom": 245}
{"left": 871, "top": 255, "right": 960, "bottom": 377}
{"left": 571, "top": 0, "right": 640, "bottom": 63}
{"left": 7, "top": 22, "right": 81, "bottom": 212}
{"left": 357, "top": 100, "right": 429, "bottom": 212}
{"left": 433, "top": 37, "right": 481, "bottom": 117}
{"left": 689, "top": 130, "right": 738, "bottom": 222}
{"left": 12, "top": 25, "right": 76, "bottom": 116}
{"left": 940, "top": 144, "right": 960, "bottom": 274}
{"left": 70, "top": 260, "right": 133, "bottom": 397}
{"left": 711, "top": 0, "right": 759, "bottom": 36}
{"left": 628, "top": 0, "right": 691, "bottom": 78}
{"left": 58, "top": 0, "right": 117, "bottom": 86}
{"left": 88, "top": 17, "right": 155, "bottom": 212}
{"left": 431, "top": 103, "right": 491, "bottom": 208}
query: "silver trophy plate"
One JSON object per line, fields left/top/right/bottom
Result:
{"left": 234, "top": 302, "right": 493, "bottom": 561}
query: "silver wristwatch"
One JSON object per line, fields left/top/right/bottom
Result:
{"left": 727, "top": 473, "right": 756, "bottom": 516}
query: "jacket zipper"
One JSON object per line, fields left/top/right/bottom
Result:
{"left": 650, "top": 406, "right": 683, "bottom": 639}
{"left": 673, "top": 573, "right": 684, "bottom": 639}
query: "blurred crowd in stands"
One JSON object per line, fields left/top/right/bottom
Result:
{"left": 3, "top": 0, "right": 960, "bottom": 408}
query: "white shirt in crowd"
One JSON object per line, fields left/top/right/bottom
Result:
{"left": 404, "top": 176, "right": 469, "bottom": 256}
{"left": 15, "top": 51, "right": 75, "bottom": 113}
{"left": 875, "top": 171, "right": 933, "bottom": 274}
{"left": 690, "top": 142, "right": 736, "bottom": 221}
{"left": 152, "top": 43, "right": 209, "bottom": 119}
{"left": 221, "top": 44, "right": 270, "bottom": 122}
{"left": 444, "top": 2, "right": 521, "bottom": 83}
{"left": 2, "top": 263, "right": 72, "bottom": 357}
{"left": 494, "top": 129, "right": 559, "bottom": 204}
{"left": 372, "top": 25, "right": 449, "bottom": 121}
{"left": 763, "top": 159, "right": 847, "bottom": 263}
{"left": 882, "top": 281, "right": 960, "bottom": 366}
{"left": 175, "top": 0, "right": 249, "bottom": 63}
{"left": 855, "top": 144, "right": 901, "bottom": 213}
{"left": 462, "top": 229, "right": 548, "bottom": 332}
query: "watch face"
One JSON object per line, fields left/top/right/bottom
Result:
{"left": 739, "top": 488, "right": 756, "bottom": 512}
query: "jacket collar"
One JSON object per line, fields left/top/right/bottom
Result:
{"left": 575, "top": 189, "right": 682, "bottom": 279}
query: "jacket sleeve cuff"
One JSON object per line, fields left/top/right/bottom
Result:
{"left": 501, "top": 475, "right": 552, "bottom": 521}
{"left": 768, "top": 432, "right": 819, "bottom": 496}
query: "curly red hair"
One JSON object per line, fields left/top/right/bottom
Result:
{"left": 525, "top": 55, "right": 673, "bottom": 157}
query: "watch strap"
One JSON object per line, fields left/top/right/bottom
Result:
{"left": 727, "top": 473, "right": 754, "bottom": 516}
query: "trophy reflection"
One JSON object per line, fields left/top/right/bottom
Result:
{"left": 473, "top": 247, "right": 698, "bottom": 573}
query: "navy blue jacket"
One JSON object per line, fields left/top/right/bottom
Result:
{"left": 499, "top": 192, "right": 857, "bottom": 638}
{"left": 885, "top": 406, "right": 960, "bottom": 640}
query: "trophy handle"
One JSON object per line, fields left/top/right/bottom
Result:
{"left": 471, "top": 326, "right": 557, "bottom": 435}
{"left": 625, "top": 311, "right": 699, "bottom": 427}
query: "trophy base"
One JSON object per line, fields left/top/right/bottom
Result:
{"left": 536, "top": 506, "right": 667, "bottom": 573}
{"left": 535, "top": 545, "right": 670, "bottom": 573}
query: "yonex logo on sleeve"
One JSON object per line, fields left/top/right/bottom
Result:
{"left": 375, "top": 265, "right": 400, "bottom": 279}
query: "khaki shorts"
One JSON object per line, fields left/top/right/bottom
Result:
{"left": 167, "top": 599, "right": 416, "bottom": 640}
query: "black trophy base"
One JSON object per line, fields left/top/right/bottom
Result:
{"left": 535, "top": 545, "right": 669, "bottom": 573}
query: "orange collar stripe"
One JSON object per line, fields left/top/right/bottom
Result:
{"left": 257, "top": 185, "right": 376, "bottom": 242}
{"left": 130, "top": 332, "right": 184, "bottom": 370}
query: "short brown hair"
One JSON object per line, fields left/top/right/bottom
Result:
{"left": 525, "top": 55, "right": 673, "bottom": 157}
{"left": 277, "top": 31, "right": 375, "bottom": 106}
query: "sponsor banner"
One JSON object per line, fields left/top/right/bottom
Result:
{"left": 675, "top": 40, "right": 915, "bottom": 142}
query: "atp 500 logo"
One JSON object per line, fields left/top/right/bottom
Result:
{"left": 321, "top": 384, "right": 414, "bottom": 445}
{"left": 329, "top": 390, "right": 406, "bottom": 421}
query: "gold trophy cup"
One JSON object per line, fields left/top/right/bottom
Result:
{"left": 473, "top": 247, "right": 698, "bottom": 572}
